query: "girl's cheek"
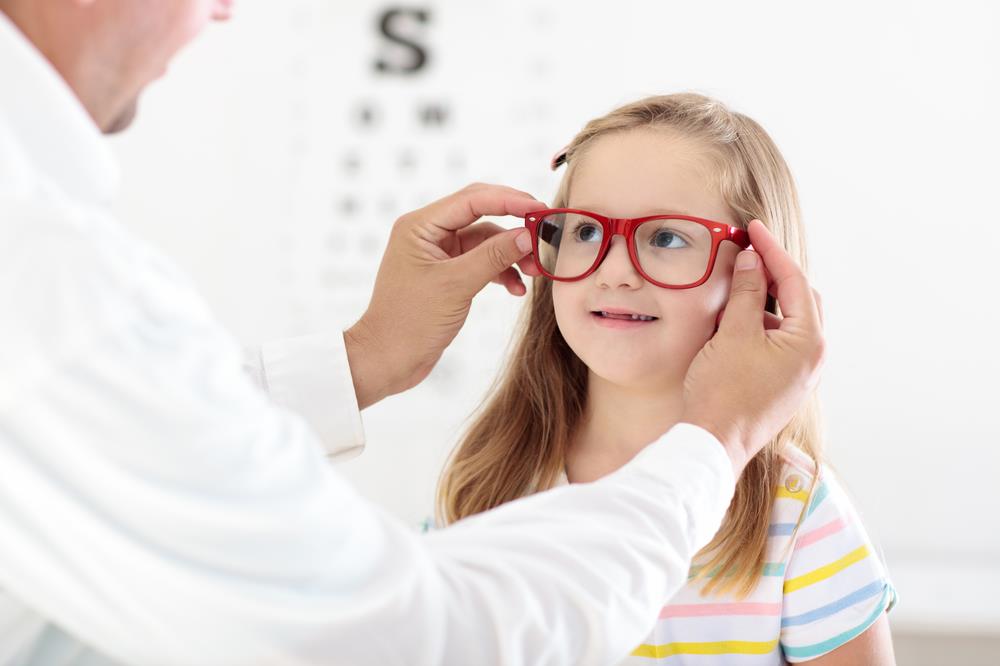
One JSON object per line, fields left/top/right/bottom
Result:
{"left": 552, "top": 286, "right": 582, "bottom": 341}
{"left": 707, "top": 269, "right": 735, "bottom": 310}
{"left": 551, "top": 285, "right": 568, "bottom": 324}
{"left": 685, "top": 280, "right": 732, "bottom": 336}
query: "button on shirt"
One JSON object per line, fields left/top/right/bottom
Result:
{"left": 0, "top": 13, "right": 738, "bottom": 666}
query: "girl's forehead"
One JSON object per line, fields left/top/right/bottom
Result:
{"left": 569, "top": 131, "right": 729, "bottom": 221}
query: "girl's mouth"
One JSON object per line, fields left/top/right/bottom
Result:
{"left": 590, "top": 310, "right": 659, "bottom": 328}
{"left": 593, "top": 311, "right": 657, "bottom": 321}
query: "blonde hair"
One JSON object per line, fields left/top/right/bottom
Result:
{"left": 437, "top": 92, "right": 822, "bottom": 597}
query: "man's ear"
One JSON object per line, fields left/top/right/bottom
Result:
{"left": 211, "top": 0, "right": 234, "bottom": 21}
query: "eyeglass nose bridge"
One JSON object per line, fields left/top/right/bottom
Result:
{"left": 590, "top": 218, "right": 639, "bottom": 275}
{"left": 607, "top": 218, "right": 631, "bottom": 237}
{"left": 592, "top": 218, "right": 633, "bottom": 258}
{"left": 596, "top": 218, "right": 636, "bottom": 259}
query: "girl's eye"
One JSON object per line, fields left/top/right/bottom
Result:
{"left": 650, "top": 229, "right": 689, "bottom": 249}
{"left": 573, "top": 223, "right": 603, "bottom": 243}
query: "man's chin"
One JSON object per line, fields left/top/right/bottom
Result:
{"left": 103, "top": 100, "right": 139, "bottom": 135}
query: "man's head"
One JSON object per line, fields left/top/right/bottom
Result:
{"left": 0, "top": 0, "right": 233, "bottom": 133}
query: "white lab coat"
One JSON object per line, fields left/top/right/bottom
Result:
{"left": 0, "top": 13, "right": 735, "bottom": 666}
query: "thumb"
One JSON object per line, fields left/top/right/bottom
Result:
{"left": 718, "top": 250, "right": 767, "bottom": 336}
{"left": 451, "top": 228, "right": 533, "bottom": 297}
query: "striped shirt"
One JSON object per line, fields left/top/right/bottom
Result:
{"left": 552, "top": 446, "right": 897, "bottom": 664}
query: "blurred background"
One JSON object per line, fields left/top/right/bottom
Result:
{"left": 109, "top": 1, "right": 999, "bottom": 663}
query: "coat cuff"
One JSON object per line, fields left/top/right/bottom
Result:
{"left": 258, "top": 331, "right": 365, "bottom": 461}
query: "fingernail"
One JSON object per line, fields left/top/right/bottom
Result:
{"left": 736, "top": 251, "right": 758, "bottom": 270}
{"left": 515, "top": 229, "right": 532, "bottom": 252}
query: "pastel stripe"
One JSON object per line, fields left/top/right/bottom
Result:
{"left": 776, "top": 486, "right": 810, "bottom": 502}
{"left": 763, "top": 562, "right": 786, "bottom": 577}
{"left": 660, "top": 602, "right": 782, "bottom": 619}
{"left": 783, "top": 545, "right": 870, "bottom": 594}
{"left": 769, "top": 522, "right": 797, "bottom": 536}
{"left": 806, "top": 480, "right": 829, "bottom": 516}
{"left": 637, "top": 586, "right": 892, "bottom": 660}
{"left": 689, "top": 562, "right": 786, "bottom": 579}
{"left": 782, "top": 586, "right": 892, "bottom": 659}
{"left": 632, "top": 638, "right": 780, "bottom": 658}
{"left": 795, "top": 517, "right": 847, "bottom": 550}
{"left": 637, "top": 587, "right": 892, "bottom": 661}
{"left": 781, "top": 581, "right": 885, "bottom": 627}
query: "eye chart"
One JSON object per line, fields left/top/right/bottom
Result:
{"left": 282, "top": 0, "right": 564, "bottom": 384}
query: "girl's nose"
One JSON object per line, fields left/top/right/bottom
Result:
{"left": 594, "top": 237, "right": 642, "bottom": 290}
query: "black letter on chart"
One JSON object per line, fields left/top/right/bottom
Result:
{"left": 375, "top": 8, "right": 431, "bottom": 75}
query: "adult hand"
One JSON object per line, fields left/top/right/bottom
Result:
{"left": 344, "top": 183, "right": 546, "bottom": 409}
{"left": 681, "top": 220, "right": 826, "bottom": 478}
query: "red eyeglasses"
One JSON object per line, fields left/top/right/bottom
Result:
{"left": 523, "top": 208, "right": 750, "bottom": 289}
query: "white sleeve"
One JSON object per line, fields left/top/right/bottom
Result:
{"left": 0, "top": 224, "right": 735, "bottom": 666}
{"left": 421, "top": 424, "right": 734, "bottom": 665}
{"left": 244, "top": 332, "right": 366, "bottom": 461}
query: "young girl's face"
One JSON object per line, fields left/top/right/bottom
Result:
{"left": 552, "top": 129, "right": 743, "bottom": 391}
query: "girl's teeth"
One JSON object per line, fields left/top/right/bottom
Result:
{"left": 598, "top": 311, "right": 655, "bottom": 321}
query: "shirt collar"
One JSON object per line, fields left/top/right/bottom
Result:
{"left": 0, "top": 11, "right": 120, "bottom": 206}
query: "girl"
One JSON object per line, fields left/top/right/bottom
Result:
{"left": 437, "top": 93, "right": 896, "bottom": 664}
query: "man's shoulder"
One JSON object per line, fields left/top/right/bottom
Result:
{"left": 0, "top": 188, "right": 212, "bottom": 389}
{"left": 0, "top": 184, "right": 197, "bottom": 307}
{"left": 0, "top": 189, "right": 133, "bottom": 301}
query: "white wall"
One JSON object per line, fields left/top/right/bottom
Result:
{"left": 110, "top": 0, "right": 1000, "bottom": 633}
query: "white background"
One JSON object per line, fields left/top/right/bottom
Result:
{"left": 111, "top": 0, "right": 1000, "bottom": 634}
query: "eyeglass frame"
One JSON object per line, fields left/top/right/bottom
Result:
{"left": 523, "top": 208, "right": 752, "bottom": 290}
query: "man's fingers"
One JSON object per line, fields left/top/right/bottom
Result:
{"left": 763, "top": 263, "right": 776, "bottom": 298}
{"left": 717, "top": 249, "right": 768, "bottom": 337}
{"left": 813, "top": 287, "right": 824, "bottom": 328}
{"left": 415, "top": 183, "right": 548, "bottom": 233}
{"left": 715, "top": 306, "right": 782, "bottom": 331}
{"left": 747, "top": 220, "right": 822, "bottom": 333}
{"left": 494, "top": 266, "right": 527, "bottom": 296}
{"left": 451, "top": 227, "right": 534, "bottom": 297}
{"left": 520, "top": 258, "right": 541, "bottom": 277}
{"left": 458, "top": 222, "right": 540, "bottom": 276}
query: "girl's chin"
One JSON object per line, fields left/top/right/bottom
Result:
{"left": 584, "top": 363, "right": 684, "bottom": 392}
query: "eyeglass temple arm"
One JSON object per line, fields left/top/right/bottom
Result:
{"left": 730, "top": 226, "right": 751, "bottom": 248}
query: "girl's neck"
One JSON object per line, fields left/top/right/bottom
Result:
{"left": 566, "top": 371, "right": 686, "bottom": 483}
